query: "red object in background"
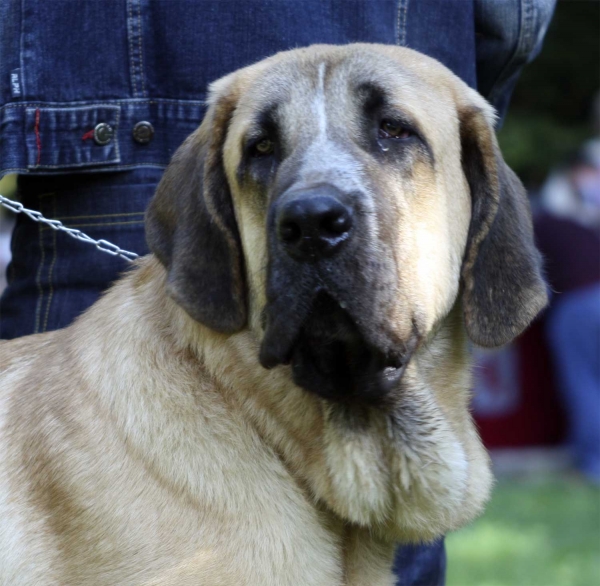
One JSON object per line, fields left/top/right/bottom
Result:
{"left": 472, "top": 316, "right": 566, "bottom": 449}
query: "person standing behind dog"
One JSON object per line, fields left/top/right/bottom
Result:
{"left": 0, "top": 1, "right": 555, "bottom": 584}
{"left": 536, "top": 146, "right": 600, "bottom": 484}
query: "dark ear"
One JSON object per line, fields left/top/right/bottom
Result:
{"left": 145, "top": 92, "right": 246, "bottom": 333}
{"left": 460, "top": 107, "right": 547, "bottom": 347}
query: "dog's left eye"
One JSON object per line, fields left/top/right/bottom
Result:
{"left": 379, "top": 120, "right": 412, "bottom": 140}
{"left": 251, "top": 138, "right": 275, "bottom": 157}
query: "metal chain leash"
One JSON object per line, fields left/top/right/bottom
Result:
{"left": 0, "top": 194, "right": 139, "bottom": 263}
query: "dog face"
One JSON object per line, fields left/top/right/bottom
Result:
{"left": 146, "top": 44, "right": 547, "bottom": 406}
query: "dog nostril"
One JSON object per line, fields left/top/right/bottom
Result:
{"left": 280, "top": 221, "right": 302, "bottom": 243}
{"left": 275, "top": 190, "right": 354, "bottom": 260}
{"left": 321, "top": 212, "right": 352, "bottom": 236}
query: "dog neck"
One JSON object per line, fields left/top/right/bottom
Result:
{"left": 73, "top": 255, "right": 490, "bottom": 543}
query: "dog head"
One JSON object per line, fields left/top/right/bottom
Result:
{"left": 146, "top": 44, "right": 547, "bottom": 406}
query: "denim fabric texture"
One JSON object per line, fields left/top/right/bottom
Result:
{"left": 474, "top": 0, "right": 556, "bottom": 122}
{"left": 0, "top": 169, "right": 160, "bottom": 338}
{"left": 0, "top": 1, "right": 555, "bottom": 584}
{"left": 0, "top": 0, "right": 479, "bottom": 177}
{"left": 393, "top": 539, "right": 446, "bottom": 586}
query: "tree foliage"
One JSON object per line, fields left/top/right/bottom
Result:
{"left": 498, "top": 0, "right": 600, "bottom": 187}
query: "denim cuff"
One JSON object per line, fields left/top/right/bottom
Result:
{"left": 0, "top": 98, "right": 205, "bottom": 179}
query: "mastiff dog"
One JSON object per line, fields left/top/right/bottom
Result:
{"left": 0, "top": 44, "right": 547, "bottom": 585}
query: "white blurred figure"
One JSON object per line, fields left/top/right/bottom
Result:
{"left": 537, "top": 126, "right": 600, "bottom": 483}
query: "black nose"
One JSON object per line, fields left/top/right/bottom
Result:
{"left": 276, "top": 188, "right": 353, "bottom": 260}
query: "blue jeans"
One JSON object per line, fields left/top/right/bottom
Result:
{"left": 546, "top": 284, "right": 600, "bottom": 482}
{"left": 0, "top": 171, "right": 158, "bottom": 336}
{"left": 0, "top": 1, "right": 555, "bottom": 583}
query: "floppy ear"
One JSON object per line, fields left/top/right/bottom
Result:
{"left": 460, "top": 107, "right": 548, "bottom": 347}
{"left": 145, "top": 90, "right": 246, "bottom": 333}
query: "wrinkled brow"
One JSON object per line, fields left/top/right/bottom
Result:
{"left": 356, "top": 81, "right": 434, "bottom": 164}
{"left": 245, "top": 103, "right": 280, "bottom": 141}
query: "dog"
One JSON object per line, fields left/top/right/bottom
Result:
{"left": 0, "top": 44, "right": 547, "bottom": 585}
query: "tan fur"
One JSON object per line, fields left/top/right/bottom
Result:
{"left": 0, "top": 45, "right": 498, "bottom": 585}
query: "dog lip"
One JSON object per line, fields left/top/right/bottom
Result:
{"left": 259, "top": 289, "right": 418, "bottom": 405}
{"left": 259, "top": 341, "right": 289, "bottom": 369}
{"left": 258, "top": 284, "right": 324, "bottom": 370}
{"left": 259, "top": 325, "right": 300, "bottom": 369}
{"left": 261, "top": 291, "right": 416, "bottom": 404}
{"left": 288, "top": 334, "right": 412, "bottom": 405}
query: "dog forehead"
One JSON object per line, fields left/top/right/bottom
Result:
{"left": 236, "top": 44, "right": 452, "bottom": 96}
{"left": 223, "top": 45, "right": 462, "bottom": 149}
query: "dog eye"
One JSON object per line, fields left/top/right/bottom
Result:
{"left": 251, "top": 137, "right": 275, "bottom": 157}
{"left": 379, "top": 120, "right": 412, "bottom": 140}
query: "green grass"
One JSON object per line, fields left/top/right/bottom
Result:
{"left": 446, "top": 480, "right": 600, "bottom": 586}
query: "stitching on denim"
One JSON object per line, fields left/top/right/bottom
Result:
{"left": 34, "top": 108, "right": 41, "bottom": 166}
{"left": 487, "top": 0, "right": 534, "bottom": 108}
{"left": 396, "top": 0, "right": 409, "bottom": 46}
{"left": 74, "top": 163, "right": 167, "bottom": 171}
{"left": 44, "top": 163, "right": 166, "bottom": 171}
{"left": 2, "top": 163, "right": 166, "bottom": 177}
{"left": 19, "top": 0, "right": 26, "bottom": 98}
{"left": 115, "top": 109, "right": 122, "bottom": 162}
{"left": 127, "top": 0, "right": 139, "bottom": 97}
{"left": 396, "top": 0, "right": 401, "bottom": 45}
{"left": 25, "top": 105, "right": 122, "bottom": 170}
{"left": 1, "top": 99, "right": 206, "bottom": 110}
{"left": 33, "top": 194, "right": 46, "bottom": 334}
{"left": 521, "top": 0, "right": 534, "bottom": 58}
{"left": 31, "top": 157, "right": 121, "bottom": 170}
{"left": 54, "top": 211, "right": 146, "bottom": 221}
{"left": 136, "top": 0, "right": 147, "bottom": 98}
{"left": 23, "top": 104, "right": 121, "bottom": 114}
{"left": 43, "top": 194, "right": 58, "bottom": 333}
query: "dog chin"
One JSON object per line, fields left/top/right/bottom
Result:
{"left": 260, "top": 291, "right": 413, "bottom": 405}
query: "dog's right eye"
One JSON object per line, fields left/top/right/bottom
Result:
{"left": 379, "top": 120, "right": 413, "bottom": 140}
{"left": 251, "top": 138, "right": 275, "bottom": 157}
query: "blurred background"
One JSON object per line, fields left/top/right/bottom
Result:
{"left": 449, "top": 2, "right": 600, "bottom": 585}
{"left": 0, "top": 1, "right": 598, "bottom": 585}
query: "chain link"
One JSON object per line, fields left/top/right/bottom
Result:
{"left": 0, "top": 194, "right": 139, "bottom": 263}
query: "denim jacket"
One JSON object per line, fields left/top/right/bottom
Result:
{"left": 0, "top": 0, "right": 554, "bottom": 181}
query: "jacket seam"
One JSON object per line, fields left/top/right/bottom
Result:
{"left": 136, "top": 0, "right": 147, "bottom": 98}
{"left": 1, "top": 98, "right": 206, "bottom": 111}
{"left": 486, "top": 0, "right": 536, "bottom": 107}
{"left": 127, "top": 0, "right": 138, "bottom": 97}
{"left": 396, "top": 0, "right": 409, "bottom": 46}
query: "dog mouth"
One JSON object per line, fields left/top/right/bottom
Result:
{"left": 259, "top": 291, "right": 415, "bottom": 405}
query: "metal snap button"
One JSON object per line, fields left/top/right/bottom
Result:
{"left": 93, "top": 122, "right": 114, "bottom": 146}
{"left": 132, "top": 121, "right": 154, "bottom": 145}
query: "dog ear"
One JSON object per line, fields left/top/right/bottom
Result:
{"left": 460, "top": 107, "right": 547, "bottom": 347}
{"left": 145, "top": 90, "right": 246, "bottom": 333}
